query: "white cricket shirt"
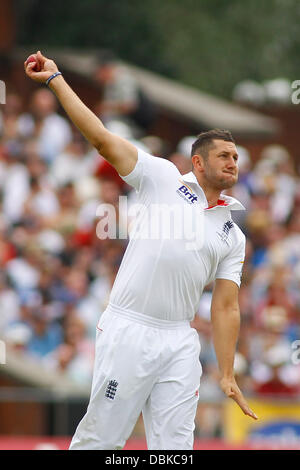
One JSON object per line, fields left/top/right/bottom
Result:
{"left": 108, "top": 148, "right": 246, "bottom": 321}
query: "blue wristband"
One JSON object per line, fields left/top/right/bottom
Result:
{"left": 46, "top": 71, "right": 62, "bottom": 86}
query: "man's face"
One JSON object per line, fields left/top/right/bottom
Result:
{"left": 202, "top": 139, "right": 239, "bottom": 189}
{"left": 31, "top": 89, "right": 57, "bottom": 118}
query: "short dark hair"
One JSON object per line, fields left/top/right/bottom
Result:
{"left": 191, "top": 129, "right": 235, "bottom": 159}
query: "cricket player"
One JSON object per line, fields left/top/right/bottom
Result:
{"left": 25, "top": 51, "right": 258, "bottom": 450}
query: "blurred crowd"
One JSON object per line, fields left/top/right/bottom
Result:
{"left": 0, "top": 59, "right": 300, "bottom": 437}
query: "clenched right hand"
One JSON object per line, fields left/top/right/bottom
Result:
{"left": 24, "top": 51, "right": 59, "bottom": 84}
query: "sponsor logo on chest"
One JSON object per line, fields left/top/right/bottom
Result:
{"left": 176, "top": 181, "right": 198, "bottom": 204}
{"left": 217, "top": 220, "right": 234, "bottom": 245}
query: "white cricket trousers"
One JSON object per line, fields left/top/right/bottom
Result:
{"left": 69, "top": 303, "right": 202, "bottom": 450}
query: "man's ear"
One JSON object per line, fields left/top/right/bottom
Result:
{"left": 191, "top": 154, "right": 205, "bottom": 172}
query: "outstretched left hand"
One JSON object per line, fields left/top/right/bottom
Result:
{"left": 220, "top": 376, "right": 258, "bottom": 420}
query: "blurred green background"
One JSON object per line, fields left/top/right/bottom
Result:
{"left": 15, "top": 0, "right": 300, "bottom": 98}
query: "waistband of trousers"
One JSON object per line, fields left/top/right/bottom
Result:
{"left": 106, "top": 302, "right": 190, "bottom": 329}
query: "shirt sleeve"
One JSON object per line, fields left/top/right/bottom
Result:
{"left": 215, "top": 231, "right": 246, "bottom": 288}
{"left": 120, "top": 147, "right": 179, "bottom": 193}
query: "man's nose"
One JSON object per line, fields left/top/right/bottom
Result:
{"left": 227, "top": 157, "right": 237, "bottom": 169}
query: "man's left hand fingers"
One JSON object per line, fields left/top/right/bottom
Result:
{"left": 228, "top": 387, "right": 258, "bottom": 420}
{"left": 235, "top": 396, "right": 258, "bottom": 420}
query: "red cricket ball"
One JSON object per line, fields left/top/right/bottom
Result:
{"left": 25, "top": 54, "right": 41, "bottom": 72}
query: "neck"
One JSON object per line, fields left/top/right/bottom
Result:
{"left": 194, "top": 173, "right": 222, "bottom": 207}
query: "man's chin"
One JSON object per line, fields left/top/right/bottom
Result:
{"left": 215, "top": 179, "right": 237, "bottom": 190}
{"left": 220, "top": 174, "right": 238, "bottom": 188}
{"left": 223, "top": 181, "right": 237, "bottom": 189}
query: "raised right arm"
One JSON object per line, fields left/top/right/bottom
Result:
{"left": 24, "top": 51, "right": 137, "bottom": 176}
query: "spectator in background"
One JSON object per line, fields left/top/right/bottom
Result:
{"left": 94, "top": 51, "right": 156, "bottom": 133}
{"left": 46, "top": 182, "right": 79, "bottom": 235}
{"left": 254, "top": 274, "right": 297, "bottom": 331}
{"left": 0, "top": 143, "right": 30, "bottom": 224}
{"left": 169, "top": 135, "right": 193, "bottom": 175}
{"left": 251, "top": 144, "right": 298, "bottom": 224}
{"left": 5, "top": 243, "right": 41, "bottom": 296}
{"left": 140, "top": 135, "right": 167, "bottom": 157}
{"left": 26, "top": 306, "right": 63, "bottom": 359}
{"left": 0, "top": 272, "right": 20, "bottom": 335}
{"left": 45, "top": 313, "right": 94, "bottom": 385}
{"left": 50, "top": 133, "right": 98, "bottom": 189}
{"left": 0, "top": 222, "right": 17, "bottom": 266}
{"left": 225, "top": 145, "right": 253, "bottom": 229}
{"left": 253, "top": 342, "right": 300, "bottom": 397}
{"left": 244, "top": 192, "right": 273, "bottom": 268}
{"left": 0, "top": 93, "right": 24, "bottom": 141}
{"left": 23, "top": 176, "right": 60, "bottom": 221}
{"left": 94, "top": 51, "right": 139, "bottom": 126}
{"left": 17, "top": 88, "right": 72, "bottom": 164}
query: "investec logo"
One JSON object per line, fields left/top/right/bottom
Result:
{"left": 176, "top": 181, "right": 198, "bottom": 204}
